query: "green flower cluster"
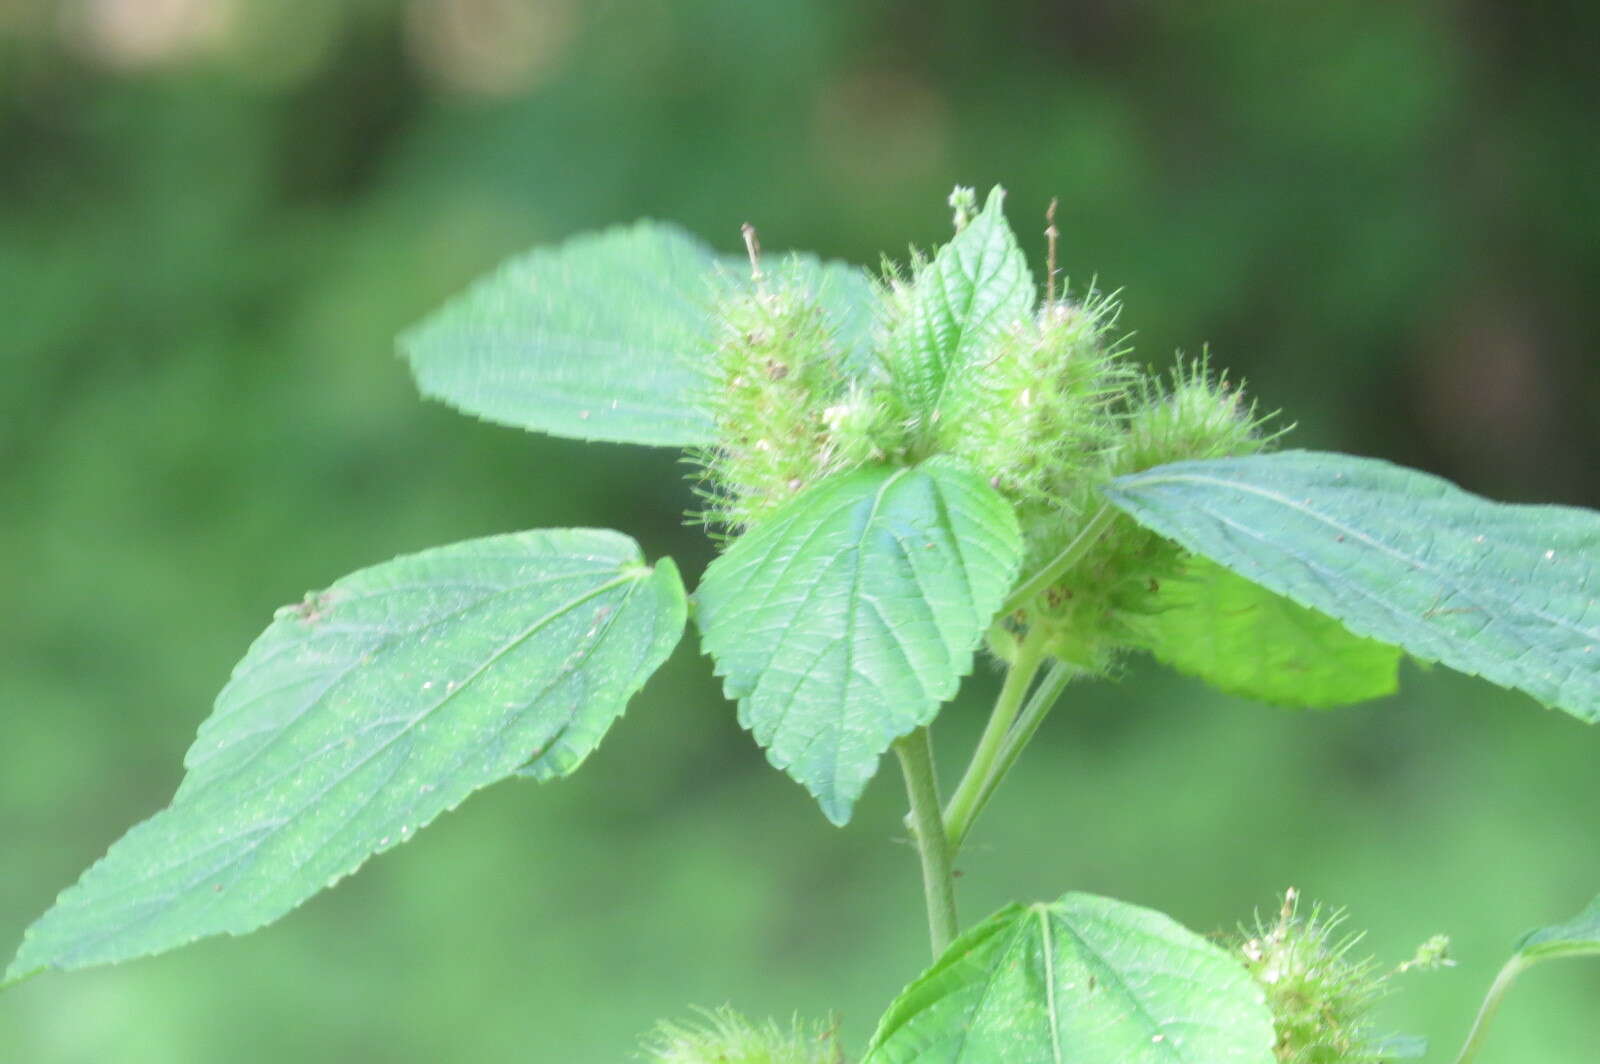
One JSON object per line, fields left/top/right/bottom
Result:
{"left": 641, "top": 1007, "right": 843, "bottom": 1064}
{"left": 694, "top": 186, "right": 1276, "bottom": 670}
{"left": 1237, "top": 890, "right": 1448, "bottom": 1064}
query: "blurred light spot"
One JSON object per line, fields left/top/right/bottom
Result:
{"left": 813, "top": 67, "right": 948, "bottom": 185}
{"left": 405, "top": 0, "right": 577, "bottom": 97}
{"left": 61, "top": 0, "right": 233, "bottom": 70}
{"left": 216, "top": 0, "right": 343, "bottom": 90}
{"left": 1, "top": 0, "right": 50, "bottom": 38}
{"left": 1415, "top": 295, "right": 1553, "bottom": 475}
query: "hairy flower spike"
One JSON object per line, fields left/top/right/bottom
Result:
{"left": 693, "top": 271, "right": 877, "bottom": 534}
{"left": 1117, "top": 353, "right": 1282, "bottom": 475}
{"left": 641, "top": 1007, "right": 844, "bottom": 1064}
{"left": 943, "top": 286, "right": 1134, "bottom": 569}
{"left": 1234, "top": 890, "right": 1432, "bottom": 1064}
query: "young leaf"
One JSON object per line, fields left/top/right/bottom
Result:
{"left": 1455, "top": 894, "right": 1600, "bottom": 1062}
{"left": 1134, "top": 555, "right": 1402, "bottom": 708}
{"left": 1104, "top": 450, "right": 1600, "bottom": 721}
{"left": 885, "top": 186, "right": 1035, "bottom": 425}
{"left": 1513, "top": 893, "right": 1600, "bottom": 962}
{"left": 863, "top": 892, "right": 1276, "bottom": 1064}
{"left": 695, "top": 457, "right": 1022, "bottom": 825}
{"left": 400, "top": 222, "right": 877, "bottom": 448}
{"left": 6, "top": 530, "right": 686, "bottom": 983}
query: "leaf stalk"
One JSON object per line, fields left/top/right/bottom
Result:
{"left": 1453, "top": 955, "right": 1528, "bottom": 1064}
{"left": 1000, "top": 503, "right": 1117, "bottom": 618}
{"left": 943, "top": 625, "right": 1050, "bottom": 852}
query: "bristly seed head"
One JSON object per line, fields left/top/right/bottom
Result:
{"left": 641, "top": 1006, "right": 843, "bottom": 1064}
{"left": 1234, "top": 889, "right": 1444, "bottom": 1064}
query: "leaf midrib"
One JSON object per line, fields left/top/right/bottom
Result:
{"left": 1121, "top": 469, "right": 1598, "bottom": 642}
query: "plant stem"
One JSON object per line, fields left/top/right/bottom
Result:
{"left": 894, "top": 728, "right": 958, "bottom": 959}
{"left": 1454, "top": 955, "right": 1528, "bottom": 1064}
{"left": 967, "top": 660, "right": 1076, "bottom": 830}
{"left": 943, "top": 626, "right": 1050, "bottom": 853}
{"left": 1000, "top": 503, "right": 1117, "bottom": 618}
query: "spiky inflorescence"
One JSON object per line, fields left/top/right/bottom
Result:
{"left": 640, "top": 1007, "right": 844, "bottom": 1064}
{"left": 692, "top": 271, "right": 891, "bottom": 535}
{"left": 994, "top": 349, "right": 1279, "bottom": 670}
{"left": 1116, "top": 353, "right": 1283, "bottom": 474}
{"left": 691, "top": 191, "right": 1284, "bottom": 673}
{"left": 1235, "top": 890, "right": 1398, "bottom": 1064}
{"left": 941, "top": 289, "right": 1134, "bottom": 566}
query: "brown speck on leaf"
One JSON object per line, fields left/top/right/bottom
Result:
{"left": 293, "top": 590, "right": 339, "bottom": 625}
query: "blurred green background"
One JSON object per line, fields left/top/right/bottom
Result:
{"left": 3, "top": 1, "right": 1598, "bottom": 1060}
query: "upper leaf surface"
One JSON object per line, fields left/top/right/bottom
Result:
{"left": 401, "top": 221, "right": 721, "bottom": 446}
{"left": 863, "top": 892, "right": 1276, "bottom": 1064}
{"left": 695, "top": 457, "right": 1022, "bottom": 825}
{"left": 1105, "top": 450, "right": 1600, "bottom": 721}
{"left": 1135, "top": 556, "right": 1402, "bottom": 708}
{"left": 401, "top": 222, "right": 877, "bottom": 448}
{"left": 886, "top": 187, "right": 1035, "bottom": 420}
{"left": 1514, "top": 894, "right": 1600, "bottom": 962}
{"left": 7, "top": 530, "right": 686, "bottom": 982}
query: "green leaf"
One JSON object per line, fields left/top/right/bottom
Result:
{"left": 1455, "top": 895, "right": 1600, "bottom": 1059}
{"left": 402, "top": 221, "right": 723, "bottom": 446}
{"left": 6, "top": 530, "right": 686, "bottom": 982}
{"left": 886, "top": 186, "right": 1034, "bottom": 420}
{"left": 695, "top": 457, "right": 1022, "bottom": 825}
{"left": 1513, "top": 893, "right": 1600, "bottom": 962}
{"left": 1134, "top": 555, "right": 1402, "bottom": 708}
{"left": 863, "top": 892, "right": 1276, "bottom": 1064}
{"left": 1104, "top": 450, "right": 1600, "bottom": 721}
{"left": 400, "top": 222, "right": 877, "bottom": 448}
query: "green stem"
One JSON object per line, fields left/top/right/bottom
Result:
{"left": 969, "top": 661, "right": 1076, "bottom": 828}
{"left": 943, "top": 626, "right": 1050, "bottom": 853}
{"left": 1000, "top": 503, "right": 1117, "bottom": 617}
{"left": 1454, "top": 956, "right": 1528, "bottom": 1064}
{"left": 894, "top": 728, "right": 958, "bottom": 959}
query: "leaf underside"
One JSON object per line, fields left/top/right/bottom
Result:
{"left": 1105, "top": 450, "right": 1600, "bottom": 721}
{"left": 399, "top": 221, "right": 876, "bottom": 448}
{"left": 7, "top": 529, "right": 686, "bottom": 983}
{"left": 864, "top": 892, "right": 1276, "bottom": 1064}
{"left": 1135, "top": 555, "right": 1402, "bottom": 708}
{"left": 695, "top": 457, "right": 1023, "bottom": 825}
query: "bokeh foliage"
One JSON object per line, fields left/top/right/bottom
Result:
{"left": 2, "top": 1, "right": 1597, "bottom": 1060}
